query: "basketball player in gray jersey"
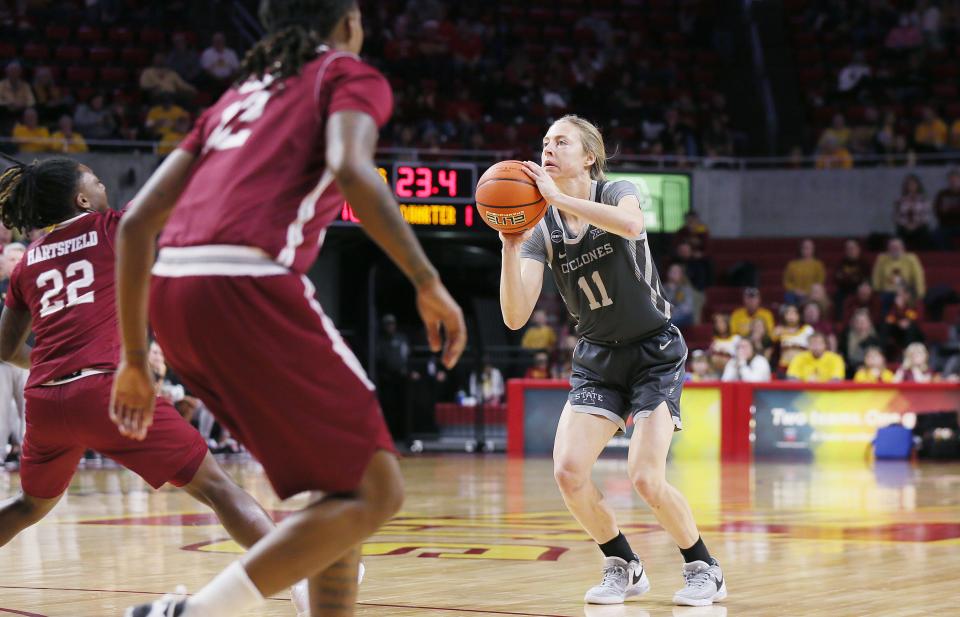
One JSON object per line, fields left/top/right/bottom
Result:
{"left": 500, "top": 115, "right": 726, "bottom": 607}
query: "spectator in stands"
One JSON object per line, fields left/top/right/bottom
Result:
{"left": 12, "top": 107, "right": 50, "bottom": 153}
{"left": 819, "top": 113, "right": 851, "bottom": 148}
{"left": 0, "top": 62, "right": 34, "bottom": 124}
{"left": 872, "top": 237, "right": 926, "bottom": 303}
{"left": 806, "top": 282, "right": 833, "bottom": 317}
{"left": 802, "top": 300, "right": 836, "bottom": 350}
{"left": 815, "top": 134, "right": 853, "bottom": 169}
{"left": 843, "top": 281, "right": 885, "bottom": 332}
{"left": 49, "top": 115, "right": 88, "bottom": 153}
{"left": 837, "top": 52, "right": 872, "bottom": 98}
{"left": 673, "top": 210, "right": 709, "bottom": 257}
{"left": 521, "top": 309, "right": 556, "bottom": 352}
{"left": 833, "top": 238, "right": 870, "bottom": 319}
{"left": 773, "top": 304, "right": 814, "bottom": 377}
{"left": 663, "top": 263, "right": 696, "bottom": 327}
{"left": 934, "top": 168, "right": 960, "bottom": 247}
{"left": 952, "top": 116, "right": 960, "bottom": 150}
{"left": 747, "top": 317, "right": 774, "bottom": 362}
{"left": 885, "top": 13, "right": 923, "bottom": 49}
{"left": 730, "top": 287, "right": 775, "bottom": 337}
{"left": 73, "top": 93, "right": 116, "bottom": 141}
{"left": 552, "top": 356, "right": 573, "bottom": 380}
{"left": 883, "top": 287, "right": 925, "bottom": 357}
{"left": 686, "top": 349, "right": 717, "bottom": 382}
{"left": 849, "top": 107, "right": 879, "bottom": 155}
{"left": 853, "top": 346, "right": 894, "bottom": 383}
{"left": 167, "top": 32, "right": 202, "bottom": 85}
{"left": 709, "top": 312, "right": 739, "bottom": 375}
{"left": 783, "top": 238, "right": 826, "bottom": 305}
{"left": 157, "top": 114, "right": 190, "bottom": 156}
{"left": 31, "top": 66, "right": 70, "bottom": 124}
{"left": 894, "top": 173, "right": 934, "bottom": 250}
{"left": 147, "top": 340, "right": 200, "bottom": 422}
{"left": 201, "top": 32, "right": 240, "bottom": 85}
{"left": 722, "top": 338, "right": 772, "bottom": 382}
{"left": 375, "top": 313, "right": 410, "bottom": 440}
{"left": 145, "top": 95, "right": 190, "bottom": 138}
{"left": 894, "top": 342, "right": 935, "bottom": 382}
{"left": 140, "top": 52, "right": 197, "bottom": 103}
{"left": 914, "top": 106, "right": 948, "bottom": 152}
{"left": 525, "top": 351, "right": 551, "bottom": 379}
{"left": 469, "top": 357, "right": 505, "bottom": 404}
{"left": 672, "top": 240, "right": 713, "bottom": 291}
{"left": 787, "top": 332, "right": 846, "bottom": 383}
{"left": 840, "top": 309, "right": 883, "bottom": 375}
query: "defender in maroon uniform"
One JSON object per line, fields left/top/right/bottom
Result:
{"left": 0, "top": 159, "right": 300, "bottom": 598}
{"left": 114, "top": 1, "right": 466, "bottom": 617}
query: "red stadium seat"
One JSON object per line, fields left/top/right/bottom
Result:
{"left": 22, "top": 43, "right": 50, "bottom": 61}
{"left": 55, "top": 45, "right": 85, "bottom": 63}
{"left": 933, "top": 83, "right": 958, "bottom": 100}
{"left": 88, "top": 47, "right": 116, "bottom": 65}
{"left": 139, "top": 27, "right": 166, "bottom": 46}
{"left": 120, "top": 47, "right": 151, "bottom": 66}
{"left": 45, "top": 24, "right": 72, "bottom": 42}
{"left": 76, "top": 25, "right": 102, "bottom": 44}
{"left": 74, "top": 86, "right": 96, "bottom": 103}
{"left": 108, "top": 27, "right": 134, "bottom": 45}
{"left": 0, "top": 42, "right": 16, "bottom": 58}
{"left": 920, "top": 322, "right": 950, "bottom": 345}
{"left": 66, "top": 66, "right": 96, "bottom": 84}
{"left": 99, "top": 67, "right": 129, "bottom": 84}
{"left": 35, "top": 65, "right": 61, "bottom": 81}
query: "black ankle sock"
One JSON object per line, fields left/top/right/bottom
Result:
{"left": 598, "top": 532, "right": 636, "bottom": 563}
{"left": 679, "top": 536, "right": 712, "bottom": 564}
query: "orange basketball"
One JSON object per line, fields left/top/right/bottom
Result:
{"left": 475, "top": 160, "right": 546, "bottom": 234}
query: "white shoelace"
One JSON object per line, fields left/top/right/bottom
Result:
{"left": 684, "top": 568, "right": 714, "bottom": 589}
{"left": 601, "top": 565, "right": 627, "bottom": 588}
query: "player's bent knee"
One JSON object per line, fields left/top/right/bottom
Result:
{"left": 17, "top": 492, "right": 60, "bottom": 524}
{"left": 630, "top": 470, "right": 665, "bottom": 504}
{"left": 553, "top": 461, "right": 590, "bottom": 495}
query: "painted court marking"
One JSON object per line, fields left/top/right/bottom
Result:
{"left": 0, "top": 586, "right": 573, "bottom": 617}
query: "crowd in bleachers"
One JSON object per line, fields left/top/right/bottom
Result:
{"left": 792, "top": 0, "right": 960, "bottom": 165}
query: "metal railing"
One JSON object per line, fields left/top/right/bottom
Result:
{"left": 4, "top": 136, "right": 960, "bottom": 170}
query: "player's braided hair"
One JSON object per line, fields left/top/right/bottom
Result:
{"left": 238, "top": 0, "right": 358, "bottom": 85}
{"left": 0, "top": 157, "right": 81, "bottom": 234}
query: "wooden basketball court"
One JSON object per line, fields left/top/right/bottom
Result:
{"left": 1, "top": 456, "right": 958, "bottom": 616}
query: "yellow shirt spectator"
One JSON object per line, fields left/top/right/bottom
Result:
{"left": 146, "top": 104, "right": 189, "bottom": 133}
{"left": 49, "top": 130, "right": 88, "bottom": 153}
{"left": 853, "top": 367, "right": 894, "bottom": 383}
{"left": 815, "top": 147, "right": 853, "bottom": 169}
{"left": 13, "top": 123, "right": 51, "bottom": 153}
{"left": 915, "top": 118, "right": 947, "bottom": 148}
{"left": 730, "top": 307, "right": 775, "bottom": 337}
{"left": 871, "top": 251, "right": 925, "bottom": 297}
{"left": 783, "top": 258, "right": 825, "bottom": 296}
{"left": 787, "top": 350, "right": 845, "bottom": 382}
{"left": 521, "top": 325, "right": 556, "bottom": 351}
{"left": 951, "top": 119, "right": 960, "bottom": 149}
{"left": 157, "top": 129, "right": 187, "bottom": 155}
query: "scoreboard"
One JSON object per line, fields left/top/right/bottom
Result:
{"left": 336, "top": 162, "right": 691, "bottom": 234}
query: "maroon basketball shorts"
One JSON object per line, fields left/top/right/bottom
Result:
{"left": 20, "top": 373, "right": 208, "bottom": 499}
{"left": 150, "top": 251, "right": 395, "bottom": 500}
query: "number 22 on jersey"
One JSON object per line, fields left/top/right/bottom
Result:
{"left": 577, "top": 271, "right": 613, "bottom": 310}
{"left": 204, "top": 77, "right": 275, "bottom": 153}
{"left": 37, "top": 259, "right": 95, "bottom": 317}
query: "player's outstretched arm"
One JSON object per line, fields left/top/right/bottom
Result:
{"left": 499, "top": 230, "right": 544, "bottom": 330}
{"left": 112, "top": 149, "right": 196, "bottom": 440}
{"left": 520, "top": 162, "right": 645, "bottom": 240}
{"left": 0, "top": 306, "right": 33, "bottom": 370}
{"left": 325, "top": 110, "right": 466, "bottom": 368}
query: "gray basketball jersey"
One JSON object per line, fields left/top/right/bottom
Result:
{"left": 520, "top": 179, "right": 671, "bottom": 343}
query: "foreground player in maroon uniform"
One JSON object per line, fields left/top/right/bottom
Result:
{"left": 112, "top": 1, "right": 466, "bottom": 616}
{"left": 0, "top": 157, "right": 315, "bottom": 608}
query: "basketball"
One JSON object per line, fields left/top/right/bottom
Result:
{"left": 475, "top": 161, "right": 547, "bottom": 234}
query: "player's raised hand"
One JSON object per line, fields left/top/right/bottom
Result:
{"left": 110, "top": 360, "right": 157, "bottom": 441}
{"left": 416, "top": 277, "right": 466, "bottom": 369}
{"left": 499, "top": 228, "right": 536, "bottom": 250}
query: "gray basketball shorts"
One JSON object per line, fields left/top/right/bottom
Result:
{"left": 568, "top": 325, "right": 687, "bottom": 433}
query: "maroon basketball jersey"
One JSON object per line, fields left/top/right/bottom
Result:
{"left": 5, "top": 210, "right": 122, "bottom": 388}
{"left": 159, "top": 47, "right": 394, "bottom": 274}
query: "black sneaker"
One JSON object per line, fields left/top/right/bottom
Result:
{"left": 125, "top": 588, "right": 188, "bottom": 617}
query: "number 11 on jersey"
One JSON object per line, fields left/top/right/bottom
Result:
{"left": 577, "top": 271, "right": 613, "bottom": 310}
